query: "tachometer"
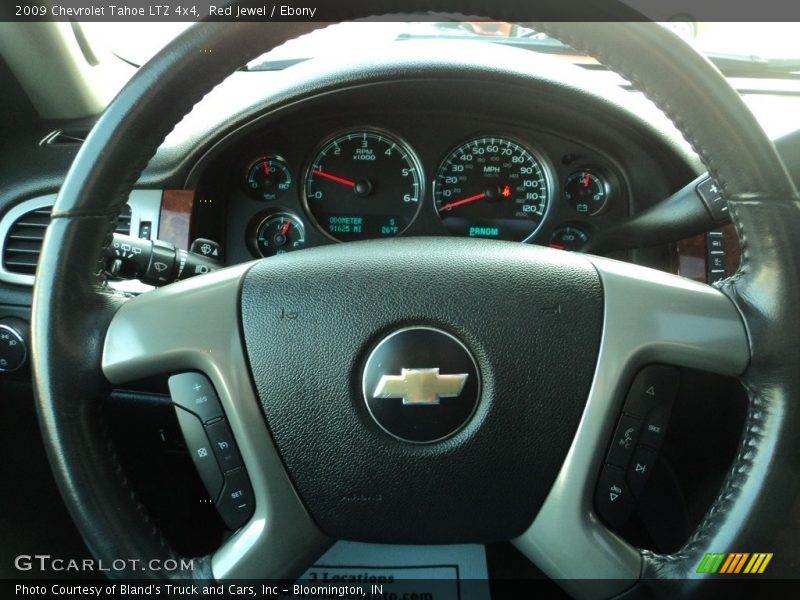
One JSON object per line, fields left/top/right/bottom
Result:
{"left": 303, "top": 130, "right": 423, "bottom": 241}
{"left": 433, "top": 136, "right": 552, "bottom": 241}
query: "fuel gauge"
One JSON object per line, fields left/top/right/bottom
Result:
{"left": 245, "top": 156, "right": 292, "bottom": 201}
{"left": 253, "top": 213, "right": 306, "bottom": 257}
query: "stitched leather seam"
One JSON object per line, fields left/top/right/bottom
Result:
{"left": 721, "top": 201, "right": 750, "bottom": 287}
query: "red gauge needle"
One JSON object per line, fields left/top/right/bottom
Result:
{"left": 549, "top": 243, "right": 565, "bottom": 250}
{"left": 263, "top": 162, "right": 270, "bottom": 176}
{"left": 583, "top": 173, "right": 591, "bottom": 188}
{"left": 312, "top": 169, "right": 356, "bottom": 188}
{"left": 439, "top": 192, "right": 486, "bottom": 212}
{"left": 280, "top": 221, "right": 291, "bottom": 237}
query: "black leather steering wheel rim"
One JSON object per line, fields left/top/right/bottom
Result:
{"left": 30, "top": 4, "right": 800, "bottom": 596}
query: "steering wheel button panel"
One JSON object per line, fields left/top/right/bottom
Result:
{"left": 174, "top": 406, "right": 224, "bottom": 501}
{"left": 206, "top": 419, "right": 244, "bottom": 472}
{"left": 217, "top": 467, "right": 255, "bottom": 530}
{"left": 168, "top": 372, "right": 224, "bottom": 423}
{"left": 595, "top": 464, "right": 634, "bottom": 530}
{"left": 605, "top": 414, "right": 642, "bottom": 468}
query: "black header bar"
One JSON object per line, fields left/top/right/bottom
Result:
{"left": 3, "top": 0, "right": 800, "bottom": 23}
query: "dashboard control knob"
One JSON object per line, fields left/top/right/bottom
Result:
{"left": 0, "top": 318, "right": 29, "bottom": 373}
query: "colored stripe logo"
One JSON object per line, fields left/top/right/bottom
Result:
{"left": 696, "top": 552, "right": 773, "bottom": 574}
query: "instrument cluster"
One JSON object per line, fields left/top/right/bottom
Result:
{"left": 192, "top": 118, "right": 630, "bottom": 264}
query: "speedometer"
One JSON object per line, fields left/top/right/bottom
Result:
{"left": 303, "top": 129, "right": 423, "bottom": 242}
{"left": 433, "top": 136, "right": 552, "bottom": 241}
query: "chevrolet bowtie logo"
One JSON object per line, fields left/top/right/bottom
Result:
{"left": 373, "top": 368, "right": 468, "bottom": 405}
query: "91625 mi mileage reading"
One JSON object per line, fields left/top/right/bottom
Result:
{"left": 433, "top": 136, "right": 551, "bottom": 241}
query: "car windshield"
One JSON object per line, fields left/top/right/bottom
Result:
{"left": 80, "top": 21, "right": 800, "bottom": 72}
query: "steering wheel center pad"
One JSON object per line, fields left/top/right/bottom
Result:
{"left": 241, "top": 238, "right": 602, "bottom": 542}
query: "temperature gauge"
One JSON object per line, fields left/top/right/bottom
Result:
{"left": 549, "top": 225, "right": 590, "bottom": 251}
{"left": 253, "top": 213, "right": 306, "bottom": 257}
{"left": 245, "top": 156, "right": 292, "bottom": 201}
{"left": 564, "top": 168, "right": 610, "bottom": 216}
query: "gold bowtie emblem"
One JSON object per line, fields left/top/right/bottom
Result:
{"left": 373, "top": 368, "right": 468, "bottom": 405}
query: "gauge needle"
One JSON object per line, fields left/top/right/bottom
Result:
{"left": 263, "top": 162, "right": 270, "bottom": 176}
{"left": 439, "top": 192, "right": 486, "bottom": 212}
{"left": 549, "top": 243, "right": 565, "bottom": 250}
{"left": 583, "top": 173, "right": 591, "bottom": 188}
{"left": 280, "top": 221, "right": 292, "bottom": 236}
{"left": 312, "top": 169, "right": 356, "bottom": 188}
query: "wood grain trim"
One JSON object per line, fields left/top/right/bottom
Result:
{"left": 159, "top": 190, "right": 194, "bottom": 250}
{"left": 672, "top": 223, "right": 740, "bottom": 282}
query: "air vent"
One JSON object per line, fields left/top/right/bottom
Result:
{"left": 40, "top": 129, "right": 90, "bottom": 146}
{"left": 2, "top": 204, "right": 131, "bottom": 275}
{"left": 116, "top": 204, "right": 132, "bottom": 235}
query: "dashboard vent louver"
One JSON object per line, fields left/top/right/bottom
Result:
{"left": 41, "top": 129, "right": 90, "bottom": 146}
{"left": 2, "top": 204, "right": 131, "bottom": 275}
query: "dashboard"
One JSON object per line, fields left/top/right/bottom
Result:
{"left": 2, "top": 43, "right": 769, "bottom": 306}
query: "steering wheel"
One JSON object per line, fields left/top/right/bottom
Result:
{"left": 31, "top": 5, "right": 800, "bottom": 598}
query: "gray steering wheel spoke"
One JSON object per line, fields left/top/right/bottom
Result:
{"left": 513, "top": 258, "right": 750, "bottom": 599}
{"left": 102, "top": 265, "right": 330, "bottom": 579}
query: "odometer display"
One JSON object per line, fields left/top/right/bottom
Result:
{"left": 304, "top": 130, "right": 423, "bottom": 241}
{"left": 433, "top": 136, "right": 551, "bottom": 241}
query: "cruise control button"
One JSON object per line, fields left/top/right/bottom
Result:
{"left": 606, "top": 414, "right": 642, "bottom": 468}
{"left": 168, "top": 372, "right": 224, "bottom": 423}
{"left": 205, "top": 419, "right": 243, "bottom": 472}
{"left": 595, "top": 464, "right": 633, "bottom": 529}
{"left": 174, "top": 406, "right": 223, "bottom": 500}
{"left": 216, "top": 467, "right": 255, "bottom": 529}
{"left": 627, "top": 445, "right": 658, "bottom": 497}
